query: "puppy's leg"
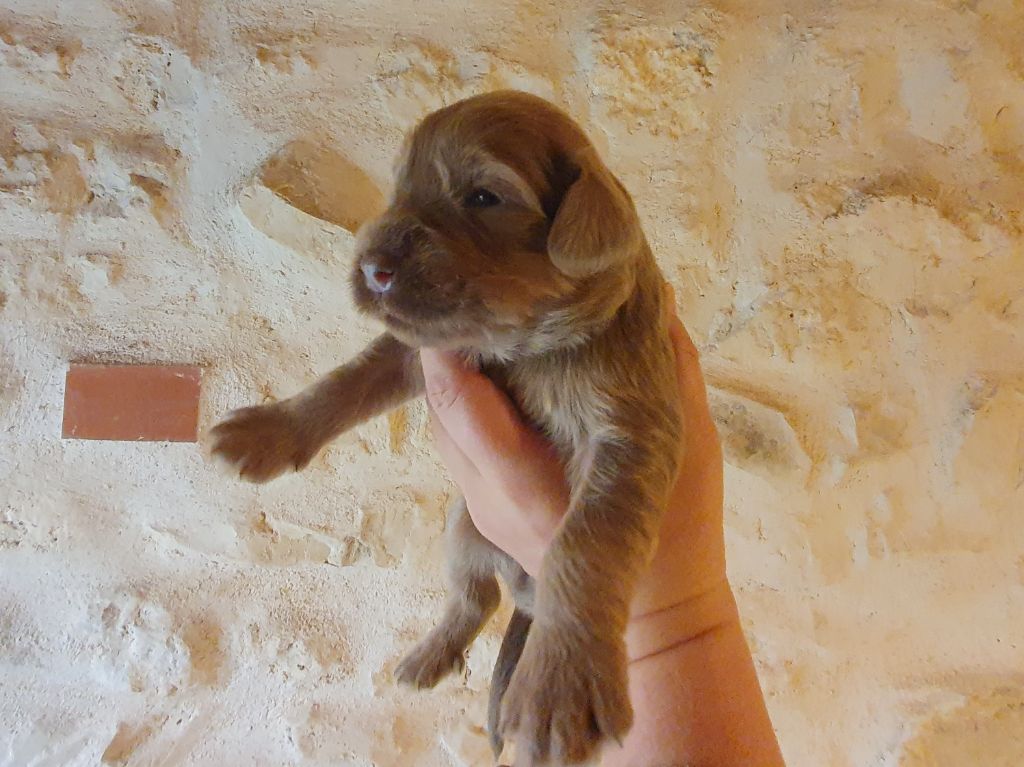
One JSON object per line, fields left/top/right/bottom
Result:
{"left": 209, "top": 334, "right": 421, "bottom": 482}
{"left": 486, "top": 553, "right": 535, "bottom": 758}
{"left": 499, "top": 423, "right": 681, "bottom": 766}
{"left": 487, "top": 607, "right": 532, "bottom": 759}
{"left": 395, "top": 495, "right": 503, "bottom": 688}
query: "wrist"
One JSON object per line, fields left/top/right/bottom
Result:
{"left": 625, "top": 579, "right": 738, "bottom": 664}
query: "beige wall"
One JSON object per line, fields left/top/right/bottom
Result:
{"left": 1, "top": 1, "right": 1022, "bottom": 765}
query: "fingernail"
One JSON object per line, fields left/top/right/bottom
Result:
{"left": 420, "top": 347, "right": 457, "bottom": 376}
{"left": 461, "top": 352, "right": 481, "bottom": 372}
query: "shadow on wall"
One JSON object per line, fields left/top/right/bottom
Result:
{"left": 260, "top": 140, "right": 385, "bottom": 234}
{"left": 899, "top": 687, "right": 1024, "bottom": 767}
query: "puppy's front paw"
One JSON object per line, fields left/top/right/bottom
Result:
{"left": 499, "top": 626, "right": 632, "bottom": 765}
{"left": 208, "top": 403, "right": 315, "bottom": 483}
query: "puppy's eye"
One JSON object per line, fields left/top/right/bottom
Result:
{"left": 464, "top": 188, "right": 501, "bottom": 208}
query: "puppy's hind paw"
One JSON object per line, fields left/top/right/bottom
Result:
{"left": 394, "top": 634, "right": 467, "bottom": 690}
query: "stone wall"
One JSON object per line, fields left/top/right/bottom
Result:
{"left": 1, "top": 1, "right": 1022, "bottom": 765}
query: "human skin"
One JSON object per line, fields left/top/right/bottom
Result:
{"left": 420, "top": 293, "right": 786, "bottom": 767}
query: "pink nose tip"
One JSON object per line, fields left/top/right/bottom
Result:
{"left": 362, "top": 262, "right": 395, "bottom": 293}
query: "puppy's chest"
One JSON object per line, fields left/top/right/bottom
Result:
{"left": 484, "top": 358, "right": 605, "bottom": 461}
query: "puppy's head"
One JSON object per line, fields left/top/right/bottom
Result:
{"left": 352, "top": 90, "right": 643, "bottom": 353}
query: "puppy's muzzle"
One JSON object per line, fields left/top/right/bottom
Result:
{"left": 356, "top": 217, "right": 421, "bottom": 294}
{"left": 361, "top": 261, "right": 395, "bottom": 293}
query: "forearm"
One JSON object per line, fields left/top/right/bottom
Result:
{"left": 605, "top": 584, "right": 785, "bottom": 767}
{"left": 292, "top": 332, "right": 422, "bottom": 444}
{"left": 210, "top": 333, "right": 422, "bottom": 481}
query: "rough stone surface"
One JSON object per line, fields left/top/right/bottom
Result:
{"left": 1, "top": 1, "right": 1022, "bottom": 765}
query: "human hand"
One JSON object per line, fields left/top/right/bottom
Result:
{"left": 418, "top": 351, "right": 569, "bottom": 578}
{"left": 420, "top": 286, "right": 728, "bottom": 638}
{"left": 623, "top": 288, "right": 731, "bottom": 662}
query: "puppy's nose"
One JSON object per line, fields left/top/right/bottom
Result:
{"left": 361, "top": 261, "right": 395, "bottom": 293}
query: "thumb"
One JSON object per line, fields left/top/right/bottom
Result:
{"left": 420, "top": 348, "right": 523, "bottom": 471}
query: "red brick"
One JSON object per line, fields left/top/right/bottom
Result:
{"left": 62, "top": 364, "right": 202, "bottom": 442}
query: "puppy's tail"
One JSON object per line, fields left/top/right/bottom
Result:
{"left": 487, "top": 607, "right": 532, "bottom": 758}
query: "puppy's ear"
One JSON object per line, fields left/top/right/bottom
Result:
{"left": 547, "top": 150, "right": 642, "bottom": 278}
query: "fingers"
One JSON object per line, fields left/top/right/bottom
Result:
{"left": 669, "top": 317, "right": 711, "bottom": 411}
{"left": 420, "top": 348, "right": 527, "bottom": 476}
{"left": 662, "top": 282, "right": 715, "bottom": 431}
{"left": 667, "top": 314, "right": 699, "bottom": 362}
{"left": 662, "top": 282, "right": 699, "bottom": 361}
{"left": 427, "top": 406, "right": 479, "bottom": 481}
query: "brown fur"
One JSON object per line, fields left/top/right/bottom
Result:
{"left": 209, "top": 91, "right": 683, "bottom": 766}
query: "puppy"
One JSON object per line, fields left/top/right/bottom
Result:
{"left": 210, "top": 90, "right": 683, "bottom": 765}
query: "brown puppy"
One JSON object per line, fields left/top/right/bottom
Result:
{"left": 210, "top": 90, "right": 683, "bottom": 765}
